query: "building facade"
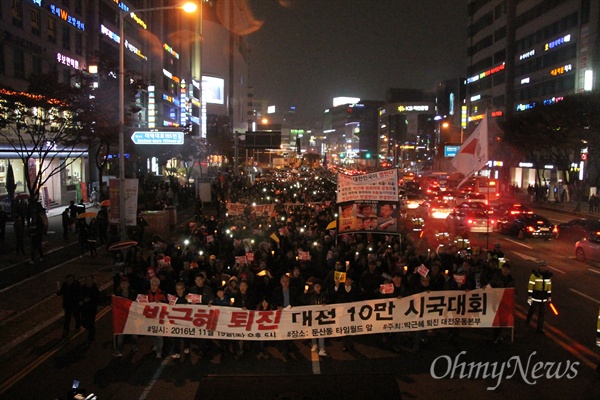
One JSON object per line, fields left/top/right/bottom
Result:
{"left": 0, "top": 0, "right": 249, "bottom": 206}
{"left": 466, "top": 0, "right": 599, "bottom": 187}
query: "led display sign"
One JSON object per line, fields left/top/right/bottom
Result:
{"left": 545, "top": 34, "right": 570, "bottom": 51}
{"left": 466, "top": 63, "right": 505, "bottom": 84}
{"left": 550, "top": 64, "right": 572, "bottom": 76}
{"left": 56, "top": 52, "right": 80, "bottom": 69}
{"left": 163, "top": 44, "right": 180, "bottom": 59}
{"left": 130, "top": 13, "right": 147, "bottom": 30}
{"left": 397, "top": 105, "right": 429, "bottom": 112}
{"left": 202, "top": 76, "right": 224, "bottom": 105}
{"left": 112, "top": 0, "right": 130, "bottom": 12}
{"left": 49, "top": 4, "right": 85, "bottom": 31}
{"left": 519, "top": 50, "right": 535, "bottom": 60}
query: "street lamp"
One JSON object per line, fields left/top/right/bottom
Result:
{"left": 441, "top": 121, "right": 464, "bottom": 143}
{"left": 118, "top": 2, "right": 198, "bottom": 239}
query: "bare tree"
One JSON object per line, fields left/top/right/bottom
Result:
{"left": 0, "top": 72, "right": 84, "bottom": 203}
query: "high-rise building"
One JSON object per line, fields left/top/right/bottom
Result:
{"left": 0, "top": 0, "right": 249, "bottom": 205}
{"left": 465, "top": 0, "right": 599, "bottom": 123}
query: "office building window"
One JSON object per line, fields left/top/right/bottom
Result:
{"left": 14, "top": 48, "right": 25, "bottom": 79}
{"left": 62, "top": 25, "right": 70, "bottom": 50}
{"left": 32, "top": 56, "right": 42, "bottom": 75}
{"left": 74, "top": 0, "right": 81, "bottom": 15}
{"left": 12, "top": 0, "right": 23, "bottom": 28}
{"left": 48, "top": 17, "right": 56, "bottom": 43}
{"left": 31, "top": 9, "right": 41, "bottom": 36}
{"left": 63, "top": 69, "right": 71, "bottom": 85}
{"left": 0, "top": 46, "right": 5, "bottom": 75}
{"left": 75, "top": 32, "right": 82, "bottom": 55}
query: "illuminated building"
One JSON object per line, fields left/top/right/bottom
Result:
{"left": 466, "top": 0, "right": 599, "bottom": 122}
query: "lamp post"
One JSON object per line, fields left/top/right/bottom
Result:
{"left": 118, "top": 2, "right": 197, "bottom": 239}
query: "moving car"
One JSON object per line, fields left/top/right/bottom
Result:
{"left": 417, "top": 200, "right": 454, "bottom": 220}
{"left": 455, "top": 192, "right": 488, "bottom": 206}
{"left": 401, "top": 194, "right": 426, "bottom": 210}
{"left": 575, "top": 232, "right": 600, "bottom": 262}
{"left": 556, "top": 218, "right": 600, "bottom": 241}
{"left": 446, "top": 207, "right": 495, "bottom": 234}
{"left": 496, "top": 213, "right": 557, "bottom": 240}
{"left": 491, "top": 203, "right": 533, "bottom": 217}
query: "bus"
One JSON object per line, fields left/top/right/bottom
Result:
{"left": 421, "top": 172, "right": 450, "bottom": 194}
{"left": 462, "top": 176, "right": 499, "bottom": 200}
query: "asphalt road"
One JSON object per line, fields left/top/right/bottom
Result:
{"left": 0, "top": 201, "right": 599, "bottom": 400}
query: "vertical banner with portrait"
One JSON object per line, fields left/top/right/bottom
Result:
{"left": 336, "top": 169, "right": 399, "bottom": 235}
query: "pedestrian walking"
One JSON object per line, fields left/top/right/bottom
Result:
{"left": 0, "top": 205, "right": 7, "bottom": 242}
{"left": 526, "top": 260, "right": 552, "bottom": 334}
{"left": 13, "top": 212, "right": 26, "bottom": 255}
{"left": 61, "top": 208, "right": 70, "bottom": 241}
{"left": 77, "top": 218, "right": 88, "bottom": 258}
{"left": 28, "top": 213, "right": 44, "bottom": 264}
{"left": 87, "top": 218, "right": 99, "bottom": 257}
{"left": 57, "top": 274, "right": 81, "bottom": 338}
{"left": 80, "top": 275, "right": 100, "bottom": 342}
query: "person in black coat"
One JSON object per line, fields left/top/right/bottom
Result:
{"left": 332, "top": 275, "right": 361, "bottom": 351}
{"left": 80, "top": 275, "right": 100, "bottom": 341}
{"left": 270, "top": 274, "right": 301, "bottom": 356}
{"left": 61, "top": 208, "right": 70, "bottom": 241}
{"left": 57, "top": 274, "right": 81, "bottom": 338}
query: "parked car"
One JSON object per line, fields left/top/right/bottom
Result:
{"left": 557, "top": 218, "right": 600, "bottom": 241}
{"left": 496, "top": 213, "right": 557, "bottom": 240}
{"left": 446, "top": 207, "right": 495, "bottom": 235}
{"left": 575, "top": 233, "right": 600, "bottom": 262}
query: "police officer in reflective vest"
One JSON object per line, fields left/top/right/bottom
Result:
{"left": 525, "top": 260, "right": 552, "bottom": 333}
{"left": 596, "top": 307, "right": 600, "bottom": 374}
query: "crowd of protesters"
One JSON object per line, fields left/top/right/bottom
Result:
{"left": 110, "top": 168, "right": 515, "bottom": 359}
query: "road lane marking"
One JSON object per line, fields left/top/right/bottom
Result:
{"left": 588, "top": 268, "right": 600, "bottom": 276}
{"left": 504, "top": 239, "right": 533, "bottom": 249}
{"left": 0, "top": 306, "right": 112, "bottom": 395}
{"left": 547, "top": 266, "right": 566, "bottom": 274}
{"left": 569, "top": 288, "right": 600, "bottom": 305}
{"left": 511, "top": 251, "right": 566, "bottom": 273}
{"left": 139, "top": 356, "right": 167, "bottom": 400}
{"left": 514, "top": 305, "right": 599, "bottom": 369}
{"left": 512, "top": 251, "right": 537, "bottom": 261}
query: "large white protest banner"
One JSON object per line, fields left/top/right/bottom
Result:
{"left": 113, "top": 288, "right": 514, "bottom": 340}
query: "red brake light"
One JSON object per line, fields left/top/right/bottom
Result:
{"left": 527, "top": 226, "right": 535, "bottom": 232}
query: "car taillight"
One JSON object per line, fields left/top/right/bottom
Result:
{"left": 527, "top": 226, "right": 535, "bottom": 233}
{"left": 552, "top": 226, "right": 558, "bottom": 234}
{"left": 467, "top": 219, "right": 474, "bottom": 224}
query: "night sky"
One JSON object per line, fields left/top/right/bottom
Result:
{"left": 244, "top": 0, "right": 467, "bottom": 127}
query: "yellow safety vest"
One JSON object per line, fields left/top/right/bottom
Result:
{"left": 527, "top": 270, "right": 552, "bottom": 302}
{"left": 596, "top": 307, "right": 600, "bottom": 348}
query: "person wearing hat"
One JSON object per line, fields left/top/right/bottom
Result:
{"left": 489, "top": 242, "right": 504, "bottom": 262}
{"left": 526, "top": 260, "right": 553, "bottom": 334}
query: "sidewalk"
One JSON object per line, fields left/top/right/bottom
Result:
{"left": 0, "top": 205, "right": 199, "bottom": 366}
{"left": 504, "top": 192, "right": 599, "bottom": 220}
